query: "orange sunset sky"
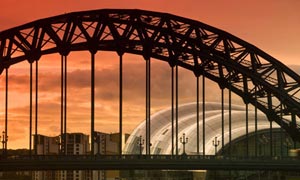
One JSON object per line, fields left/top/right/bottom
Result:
{"left": 0, "top": 0, "right": 300, "bottom": 149}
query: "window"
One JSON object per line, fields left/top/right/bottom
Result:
{"left": 75, "top": 135, "right": 81, "bottom": 143}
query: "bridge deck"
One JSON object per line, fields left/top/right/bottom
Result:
{"left": 1, "top": 155, "right": 300, "bottom": 171}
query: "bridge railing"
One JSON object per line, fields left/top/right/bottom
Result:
{"left": 1, "top": 154, "right": 298, "bottom": 161}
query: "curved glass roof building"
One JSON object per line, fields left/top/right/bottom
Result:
{"left": 123, "top": 102, "right": 278, "bottom": 155}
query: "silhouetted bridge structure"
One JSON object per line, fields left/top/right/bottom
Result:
{"left": 0, "top": 9, "right": 300, "bottom": 171}
{"left": 1, "top": 155, "right": 300, "bottom": 171}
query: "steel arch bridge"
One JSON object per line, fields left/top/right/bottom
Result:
{"left": 0, "top": 9, "right": 300, "bottom": 170}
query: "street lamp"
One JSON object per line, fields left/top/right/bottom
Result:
{"left": 55, "top": 136, "right": 61, "bottom": 155}
{"left": 259, "top": 134, "right": 268, "bottom": 156}
{"left": 284, "top": 137, "right": 292, "bottom": 157}
{"left": 93, "top": 134, "right": 102, "bottom": 155}
{"left": 138, "top": 136, "right": 144, "bottom": 155}
{"left": 212, "top": 136, "right": 220, "bottom": 155}
{"left": 0, "top": 136, "right": 2, "bottom": 155}
{"left": 102, "top": 135, "right": 107, "bottom": 155}
{"left": 98, "top": 135, "right": 101, "bottom": 155}
{"left": 180, "top": 133, "right": 188, "bottom": 155}
{"left": 2, "top": 131, "right": 8, "bottom": 156}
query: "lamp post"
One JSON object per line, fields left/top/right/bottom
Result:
{"left": 138, "top": 136, "right": 144, "bottom": 155}
{"left": 102, "top": 134, "right": 107, "bottom": 155}
{"left": 97, "top": 135, "right": 101, "bottom": 155}
{"left": 259, "top": 134, "right": 268, "bottom": 156}
{"left": 0, "top": 136, "right": 2, "bottom": 155}
{"left": 284, "top": 137, "right": 292, "bottom": 157}
{"left": 2, "top": 131, "right": 8, "bottom": 156}
{"left": 93, "top": 134, "right": 101, "bottom": 155}
{"left": 212, "top": 136, "right": 220, "bottom": 155}
{"left": 180, "top": 133, "right": 188, "bottom": 155}
{"left": 56, "top": 136, "right": 61, "bottom": 155}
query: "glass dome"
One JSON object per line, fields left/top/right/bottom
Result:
{"left": 123, "top": 102, "right": 278, "bottom": 155}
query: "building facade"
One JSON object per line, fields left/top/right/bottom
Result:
{"left": 92, "top": 132, "right": 129, "bottom": 180}
{"left": 34, "top": 134, "right": 60, "bottom": 180}
{"left": 33, "top": 132, "right": 129, "bottom": 180}
{"left": 34, "top": 133, "right": 90, "bottom": 180}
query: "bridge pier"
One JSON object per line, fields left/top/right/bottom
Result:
{"left": 280, "top": 103, "right": 283, "bottom": 157}
{"left": 29, "top": 62, "right": 33, "bottom": 156}
{"left": 60, "top": 55, "right": 68, "bottom": 155}
{"left": 171, "top": 66, "right": 174, "bottom": 155}
{"left": 202, "top": 71, "right": 205, "bottom": 156}
{"left": 91, "top": 52, "right": 95, "bottom": 155}
{"left": 228, "top": 81, "right": 232, "bottom": 157}
{"left": 4, "top": 68, "right": 8, "bottom": 156}
{"left": 35, "top": 60, "right": 39, "bottom": 155}
{"left": 221, "top": 88, "right": 225, "bottom": 154}
{"left": 175, "top": 64, "right": 178, "bottom": 155}
{"left": 27, "top": 60, "right": 39, "bottom": 157}
{"left": 254, "top": 86, "right": 258, "bottom": 157}
{"left": 196, "top": 76, "right": 200, "bottom": 154}
{"left": 119, "top": 54, "right": 123, "bottom": 156}
{"left": 246, "top": 103, "right": 249, "bottom": 157}
{"left": 145, "top": 57, "right": 151, "bottom": 155}
{"left": 60, "top": 55, "right": 64, "bottom": 154}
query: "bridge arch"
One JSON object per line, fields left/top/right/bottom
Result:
{"left": 0, "top": 9, "right": 299, "bottom": 145}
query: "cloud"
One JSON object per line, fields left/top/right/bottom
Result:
{"left": 0, "top": 58, "right": 218, "bottom": 148}
{"left": 4, "top": 54, "right": 298, "bottom": 149}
